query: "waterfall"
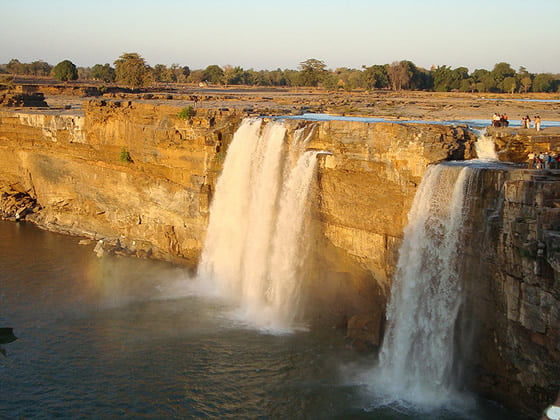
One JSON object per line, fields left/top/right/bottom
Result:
{"left": 375, "top": 163, "right": 477, "bottom": 407}
{"left": 197, "top": 118, "right": 320, "bottom": 332}
{"left": 473, "top": 130, "right": 498, "bottom": 160}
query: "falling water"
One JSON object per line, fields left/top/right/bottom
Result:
{"left": 197, "top": 118, "right": 320, "bottom": 331}
{"left": 474, "top": 130, "right": 498, "bottom": 160}
{"left": 375, "top": 163, "right": 477, "bottom": 408}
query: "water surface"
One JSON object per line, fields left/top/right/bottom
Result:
{"left": 0, "top": 221, "right": 519, "bottom": 419}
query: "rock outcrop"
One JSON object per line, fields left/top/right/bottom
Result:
{"left": 0, "top": 101, "right": 243, "bottom": 262}
{"left": 469, "top": 170, "right": 560, "bottom": 415}
{"left": 488, "top": 126, "right": 560, "bottom": 162}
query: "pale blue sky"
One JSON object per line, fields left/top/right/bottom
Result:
{"left": 2, "top": 0, "right": 559, "bottom": 73}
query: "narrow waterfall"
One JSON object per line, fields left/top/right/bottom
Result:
{"left": 375, "top": 163, "right": 477, "bottom": 407}
{"left": 197, "top": 118, "right": 320, "bottom": 332}
{"left": 474, "top": 130, "right": 498, "bottom": 160}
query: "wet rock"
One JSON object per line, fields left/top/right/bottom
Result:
{"left": 346, "top": 313, "right": 383, "bottom": 352}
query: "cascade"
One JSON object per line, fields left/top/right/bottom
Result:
{"left": 375, "top": 162, "right": 479, "bottom": 407}
{"left": 473, "top": 129, "right": 498, "bottom": 160}
{"left": 197, "top": 118, "right": 320, "bottom": 332}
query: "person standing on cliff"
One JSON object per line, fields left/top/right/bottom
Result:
{"left": 535, "top": 115, "right": 542, "bottom": 131}
{"left": 528, "top": 151, "right": 535, "bottom": 168}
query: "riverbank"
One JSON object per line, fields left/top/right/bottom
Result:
{"left": 6, "top": 81, "right": 560, "bottom": 125}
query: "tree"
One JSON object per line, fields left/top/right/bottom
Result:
{"left": 433, "top": 66, "right": 469, "bottom": 91}
{"left": 532, "top": 73, "right": 554, "bottom": 92}
{"left": 333, "top": 67, "right": 364, "bottom": 91}
{"left": 188, "top": 69, "right": 205, "bottom": 84}
{"left": 91, "top": 64, "right": 116, "bottom": 82}
{"left": 29, "top": 60, "right": 52, "bottom": 76}
{"left": 501, "top": 77, "right": 518, "bottom": 94}
{"left": 387, "top": 61, "right": 416, "bottom": 91}
{"left": 52, "top": 60, "right": 78, "bottom": 81}
{"left": 6, "top": 59, "right": 25, "bottom": 75}
{"left": 491, "top": 62, "right": 515, "bottom": 84}
{"left": 203, "top": 65, "right": 224, "bottom": 84}
{"left": 363, "top": 65, "right": 389, "bottom": 90}
{"left": 170, "top": 64, "right": 190, "bottom": 83}
{"left": 472, "top": 68, "right": 497, "bottom": 92}
{"left": 223, "top": 65, "right": 247, "bottom": 85}
{"left": 299, "top": 58, "right": 327, "bottom": 87}
{"left": 114, "top": 52, "right": 150, "bottom": 88}
{"left": 516, "top": 66, "right": 532, "bottom": 93}
{"left": 432, "top": 65, "right": 454, "bottom": 91}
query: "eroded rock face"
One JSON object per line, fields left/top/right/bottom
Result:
{"left": 488, "top": 127, "right": 560, "bottom": 162}
{"left": 0, "top": 101, "right": 244, "bottom": 263}
{"left": 0, "top": 184, "right": 39, "bottom": 220}
{"left": 470, "top": 170, "right": 560, "bottom": 415}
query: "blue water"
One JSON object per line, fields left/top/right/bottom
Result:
{"left": 0, "top": 221, "right": 522, "bottom": 419}
{"left": 478, "top": 97, "right": 560, "bottom": 103}
{"left": 283, "top": 113, "right": 560, "bottom": 129}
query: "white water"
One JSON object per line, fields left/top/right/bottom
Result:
{"left": 375, "top": 163, "right": 476, "bottom": 408}
{"left": 473, "top": 130, "right": 498, "bottom": 160}
{"left": 197, "top": 118, "right": 320, "bottom": 332}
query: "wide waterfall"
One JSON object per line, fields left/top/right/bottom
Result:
{"left": 375, "top": 162, "right": 479, "bottom": 408}
{"left": 197, "top": 118, "right": 320, "bottom": 332}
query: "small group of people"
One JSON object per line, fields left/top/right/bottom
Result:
{"left": 491, "top": 113, "right": 543, "bottom": 131}
{"left": 521, "top": 114, "right": 542, "bottom": 130}
{"left": 491, "top": 112, "right": 509, "bottom": 127}
{"left": 527, "top": 151, "right": 559, "bottom": 169}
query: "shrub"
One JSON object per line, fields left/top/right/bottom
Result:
{"left": 178, "top": 106, "right": 196, "bottom": 120}
{"left": 120, "top": 147, "right": 132, "bottom": 163}
{"left": 52, "top": 60, "right": 78, "bottom": 82}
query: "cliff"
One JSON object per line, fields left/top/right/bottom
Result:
{"left": 0, "top": 101, "right": 242, "bottom": 262}
{"left": 0, "top": 100, "right": 558, "bottom": 416}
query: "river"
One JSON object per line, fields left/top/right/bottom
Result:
{"left": 0, "top": 221, "right": 520, "bottom": 419}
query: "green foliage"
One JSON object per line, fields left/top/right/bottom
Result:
{"left": 91, "top": 63, "right": 116, "bottom": 82}
{"left": 2, "top": 55, "right": 559, "bottom": 94}
{"left": 114, "top": 52, "right": 150, "bottom": 88}
{"left": 203, "top": 65, "right": 224, "bottom": 84}
{"left": 177, "top": 106, "right": 196, "bottom": 120}
{"left": 432, "top": 65, "right": 469, "bottom": 91}
{"left": 491, "top": 62, "right": 516, "bottom": 83}
{"left": 331, "top": 67, "right": 365, "bottom": 90}
{"left": 120, "top": 147, "right": 132, "bottom": 163}
{"left": 52, "top": 60, "right": 78, "bottom": 81}
{"left": 387, "top": 61, "right": 418, "bottom": 91}
{"left": 532, "top": 73, "right": 555, "bottom": 92}
{"left": 6, "top": 59, "right": 25, "bottom": 74}
{"left": 5, "top": 59, "right": 51, "bottom": 76}
{"left": 501, "top": 77, "right": 518, "bottom": 94}
{"left": 363, "top": 65, "right": 389, "bottom": 90}
{"left": 223, "top": 65, "right": 250, "bottom": 85}
{"left": 299, "top": 58, "right": 327, "bottom": 87}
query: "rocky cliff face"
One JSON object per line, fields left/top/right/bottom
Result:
{"left": 471, "top": 170, "right": 560, "bottom": 414}
{"left": 0, "top": 101, "right": 243, "bottom": 262}
{"left": 0, "top": 101, "right": 557, "bottom": 416}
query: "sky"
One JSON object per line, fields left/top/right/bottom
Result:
{"left": 1, "top": 0, "right": 559, "bottom": 73}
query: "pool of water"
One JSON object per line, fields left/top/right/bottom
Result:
{"left": 0, "top": 221, "right": 521, "bottom": 419}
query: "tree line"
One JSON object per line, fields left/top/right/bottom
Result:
{"left": 1, "top": 54, "right": 559, "bottom": 93}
